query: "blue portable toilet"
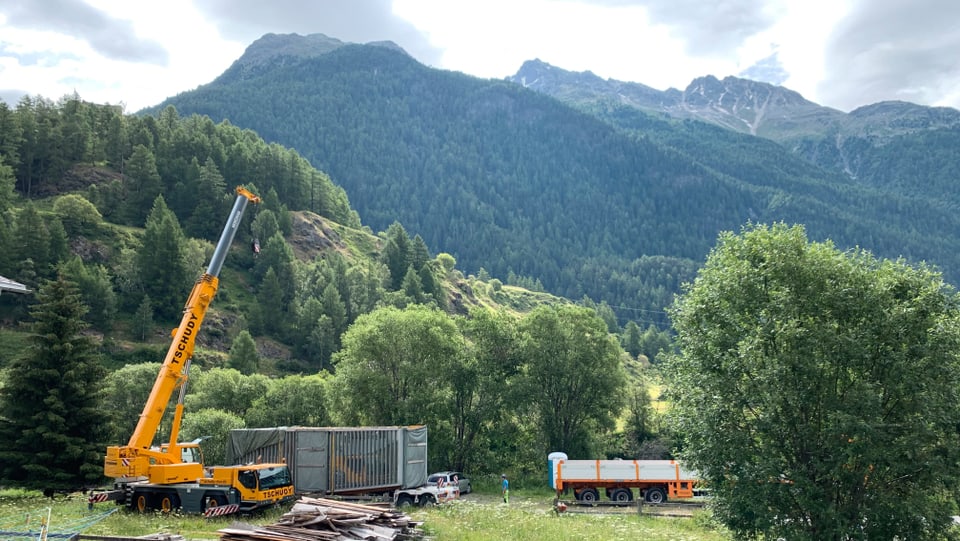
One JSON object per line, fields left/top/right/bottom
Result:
{"left": 547, "top": 451, "right": 568, "bottom": 490}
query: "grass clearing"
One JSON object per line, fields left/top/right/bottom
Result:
{"left": 0, "top": 490, "right": 730, "bottom": 540}
{"left": 416, "top": 497, "right": 729, "bottom": 541}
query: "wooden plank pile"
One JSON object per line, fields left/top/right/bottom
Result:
{"left": 218, "top": 497, "right": 424, "bottom": 541}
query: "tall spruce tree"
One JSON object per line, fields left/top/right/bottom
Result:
{"left": 228, "top": 330, "right": 260, "bottom": 375}
{"left": 0, "top": 274, "right": 108, "bottom": 490}
{"left": 137, "top": 196, "right": 190, "bottom": 321}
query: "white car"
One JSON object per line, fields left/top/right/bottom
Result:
{"left": 428, "top": 471, "right": 471, "bottom": 495}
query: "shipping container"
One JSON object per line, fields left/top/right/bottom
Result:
{"left": 226, "top": 426, "right": 428, "bottom": 495}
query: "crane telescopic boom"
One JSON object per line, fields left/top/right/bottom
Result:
{"left": 104, "top": 186, "right": 260, "bottom": 482}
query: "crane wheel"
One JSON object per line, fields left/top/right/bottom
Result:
{"left": 133, "top": 492, "right": 150, "bottom": 513}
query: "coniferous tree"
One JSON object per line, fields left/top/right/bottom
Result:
{"left": 321, "top": 282, "right": 347, "bottom": 343}
{"left": 383, "top": 222, "right": 411, "bottom": 290}
{"left": 0, "top": 213, "right": 12, "bottom": 277}
{"left": 262, "top": 187, "right": 292, "bottom": 235}
{"left": 104, "top": 105, "right": 129, "bottom": 171}
{"left": 0, "top": 102, "right": 23, "bottom": 171}
{"left": 59, "top": 94, "right": 90, "bottom": 163}
{"left": 402, "top": 266, "right": 425, "bottom": 304}
{"left": 251, "top": 209, "right": 280, "bottom": 250}
{"left": 410, "top": 234, "right": 430, "bottom": 270}
{"left": 14, "top": 96, "right": 38, "bottom": 196}
{"left": 0, "top": 154, "right": 17, "bottom": 212}
{"left": 12, "top": 202, "right": 52, "bottom": 277}
{"left": 132, "top": 295, "right": 154, "bottom": 341}
{"left": 228, "top": 330, "right": 259, "bottom": 375}
{"left": 253, "top": 233, "right": 297, "bottom": 301}
{"left": 621, "top": 320, "right": 643, "bottom": 359}
{"left": 256, "top": 267, "right": 286, "bottom": 337}
{"left": 59, "top": 256, "right": 117, "bottom": 331}
{"left": 186, "top": 157, "right": 228, "bottom": 239}
{"left": 295, "top": 297, "right": 333, "bottom": 368}
{"left": 0, "top": 274, "right": 107, "bottom": 490}
{"left": 46, "top": 215, "right": 69, "bottom": 266}
{"left": 137, "top": 196, "right": 190, "bottom": 321}
{"left": 124, "top": 144, "right": 163, "bottom": 224}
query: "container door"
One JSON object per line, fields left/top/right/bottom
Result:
{"left": 294, "top": 430, "right": 330, "bottom": 493}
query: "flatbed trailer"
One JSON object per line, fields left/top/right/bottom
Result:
{"left": 549, "top": 452, "right": 699, "bottom": 504}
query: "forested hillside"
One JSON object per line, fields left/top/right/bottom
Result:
{"left": 0, "top": 95, "right": 666, "bottom": 489}
{"left": 150, "top": 34, "right": 960, "bottom": 327}
{"left": 510, "top": 60, "right": 960, "bottom": 223}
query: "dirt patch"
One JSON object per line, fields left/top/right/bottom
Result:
{"left": 287, "top": 212, "right": 349, "bottom": 261}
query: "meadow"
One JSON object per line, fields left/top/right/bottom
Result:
{"left": 0, "top": 488, "right": 730, "bottom": 540}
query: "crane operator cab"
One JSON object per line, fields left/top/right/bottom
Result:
{"left": 156, "top": 440, "right": 204, "bottom": 465}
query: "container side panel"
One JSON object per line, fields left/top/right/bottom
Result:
{"left": 330, "top": 428, "right": 404, "bottom": 493}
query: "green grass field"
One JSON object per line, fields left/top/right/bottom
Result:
{"left": 0, "top": 489, "right": 730, "bottom": 540}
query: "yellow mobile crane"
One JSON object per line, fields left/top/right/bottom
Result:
{"left": 89, "top": 187, "right": 294, "bottom": 516}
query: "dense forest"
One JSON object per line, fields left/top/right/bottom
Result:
{"left": 151, "top": 38, "right": 960, "bottom": 327}
{"left": 0, "top": 95, "right": 671, "bottom": 491}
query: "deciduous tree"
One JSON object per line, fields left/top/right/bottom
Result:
{"left": 517, "top": 305, "right": 626, "bottom": 458}
{"left": 329, "top": 305, "right": 461, "bottom": 427}
{"left": 246, "top": 375, "right": 330, "bottom": 428}
{"left": 665, "top": 223, "right": 960, "bottom": 540}
{"left": 102, "top": 363, "right": 161, "bottom": 445}
{"left": 181, "top": 408, "right": 245, "bottom": 466}
{"left": 185, "top": 368, "right": 270, "bottom": 419}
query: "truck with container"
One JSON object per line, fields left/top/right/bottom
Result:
{"left": 226, "top": 425, "right": 459, "bottom": 507}
{"left": 88, "top": 187, "right": 296, "bottom": 517}
{"left": 548, "top": 451, "right": 700, "bottom": 504}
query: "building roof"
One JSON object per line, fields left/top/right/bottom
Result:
{"left": 0, "top": 275, "right": 30, "bottom": 295}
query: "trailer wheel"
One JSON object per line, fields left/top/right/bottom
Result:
{"left": 577, "top": 488, "right": 599, "bottom": 503}
{"left": 610, "top": 488, "right": 633, "bottom": 502}
{"left": 645, "top": 486, "right": 667, "bottom": 504}
{"left": 396, "top": 494, "right": 414, "bottom": 508}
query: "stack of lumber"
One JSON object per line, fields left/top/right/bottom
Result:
{"left": 218, "top": 497, "right": 424, "bottom": 541}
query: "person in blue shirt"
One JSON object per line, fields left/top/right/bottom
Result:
{"left": 501, "top": 474, "right": 510, "bottom": 503}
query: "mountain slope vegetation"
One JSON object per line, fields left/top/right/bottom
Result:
{"left": 510, "top": 60, "right": 960, "bottom": 214}
{"left": 2, "top": 96, "right": 633, "bottom": 480}
{"left": 150, "top": 35, "right": 960, "bottom": 322}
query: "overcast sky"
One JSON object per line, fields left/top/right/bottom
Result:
{"left": 0, "top": 0, "right": 958, "bottom": 113}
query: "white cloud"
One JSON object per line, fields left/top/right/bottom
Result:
{"left": 393, "top": 0, "right": 718, "bottom": 91}
{"left": 0, "top": 0, "right": 957, "bottom": 112}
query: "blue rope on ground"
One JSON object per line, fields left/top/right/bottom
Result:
{"left": 0, "top": 507, "right": 117, "bottom": 540}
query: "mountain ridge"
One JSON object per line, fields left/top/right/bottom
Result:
{"left": 145, "top": 33, "right": 960, "bottom": 323}
{"left": 506, "top": 59, "right": 960, "bottom": 187}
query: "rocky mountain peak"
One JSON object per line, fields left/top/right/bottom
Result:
{"left": 682, "top": 75, "right": 813, "bottom": 110}
{"left": 846, "top": 100, "right": 960, "bottom": 133}
{"left": 511, "top": 59, "right": 607, "bottom": 92}
{"left": 219, "top": 33, "right": 407, "bottom": 83}
{"left": 508, "top": 60, "right": 672, "bottom": 107}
